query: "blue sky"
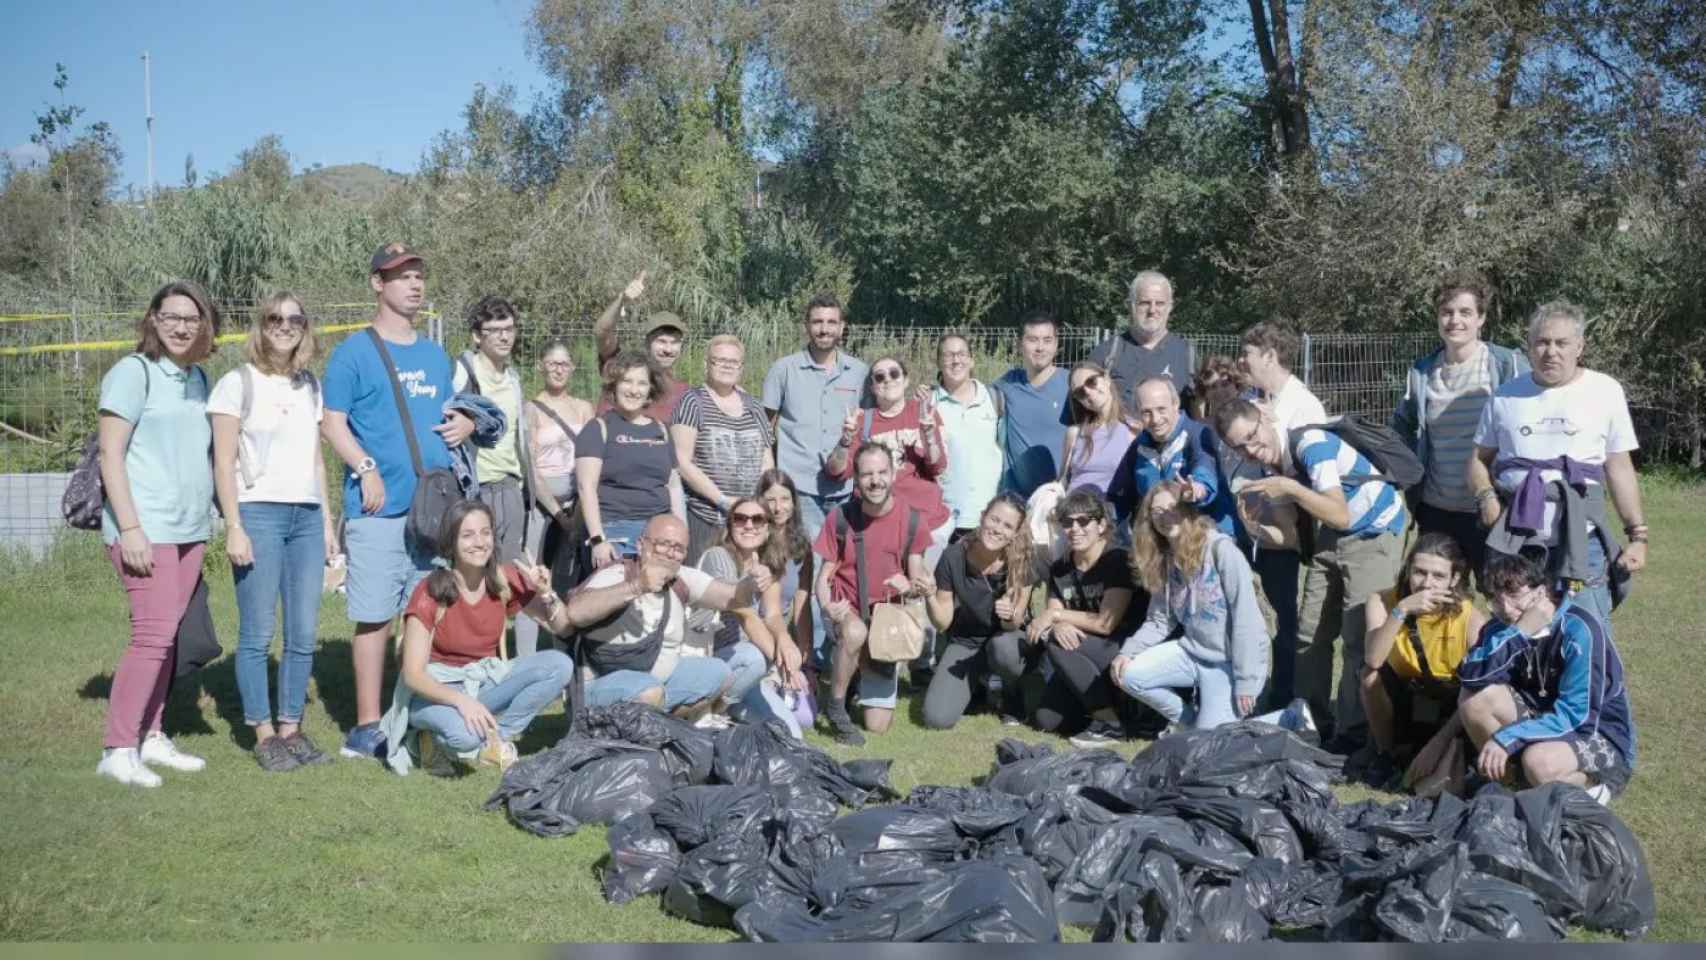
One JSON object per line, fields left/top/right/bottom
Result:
{"left": 1, "top": 1, "right": 554, "bottom": 192}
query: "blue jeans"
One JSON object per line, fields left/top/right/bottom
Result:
{"left": 1253, "top": 546, "right": 1300, "bottom": 706}
{"left": 231, "top": 502, "right": 326, "bottom": 726}
{"left": 716, "top": 641, "right": 768, "bottom": 702}
{"left": 409, "top": 651, "right": 574, "bottom": 751}
{"left": 797, "top": 492, "right": 850, "bottom": 671}
{"left": 586, "top": 656, "right": 731, "bottom": 711}
{"left": 1567, "top": 534, "right": 1615, "bottom": 639}
{"left": 1117, "top": 641, "right": 1239, "bottom": 730}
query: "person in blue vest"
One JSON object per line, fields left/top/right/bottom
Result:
{"left": 1457, "top": 549, "right": 1635, "bottom": 804}
{"left": 1129, "top": 377, "right": 1235, "bottom": 534}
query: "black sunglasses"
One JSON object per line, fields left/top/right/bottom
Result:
{"left": 1059, "top": 514, "right": 1102, "bottom": 529}
{"left": 1071, "top": 373, "right": 1103, "bottom": 398}
{"left": 730, "top": 511, "right": 769, "bottom": 527}
{"left": 265, "top": 314, "right": 309, "bottom": 331}
{"left": 871, "top": 367, "right": 904, "bottom": 384}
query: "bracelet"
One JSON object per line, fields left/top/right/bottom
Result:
{"left": 1474, "top": 488, "right": 1499, "bottom": 503}
{"left": 1624, "top": 522, "right": 1648, "bottom": 535}
{"left": 119, "top": 524, "right": 140, "bottom": 533}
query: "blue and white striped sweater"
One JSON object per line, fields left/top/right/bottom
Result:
{"left": 1457, "top": 597, "right": 1635, "bottom": 765}
{"left": 1292, "top": 428, "right": 1407, "bottom": 537}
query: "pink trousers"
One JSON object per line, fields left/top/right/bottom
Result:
{"left": 104, "top": 542, "right": 205, "bottom": 748}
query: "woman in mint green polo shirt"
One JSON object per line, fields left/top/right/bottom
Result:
{"left": 94, "top": 281, "right": 219, "bottom": 789}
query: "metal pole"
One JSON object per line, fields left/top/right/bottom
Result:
{"left": 1301, "top": 332, "right": 1312, "bottom": 387}
{"left": 142, "top": 52, "right": 155, "bottom": 201}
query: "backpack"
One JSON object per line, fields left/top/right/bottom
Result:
{"left": 62, "top": 355, "right": 150, "bottom": 530}
{"left": 831, "top": 501, "right": 923, "bottom": 616}
{"left": 235, "top": 364, "right": 320, "bottom": 490}
{"left": 1288, "top": 414, "right": 1425, "bottom": 491}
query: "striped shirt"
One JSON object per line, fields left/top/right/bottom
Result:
{"left": 1420, "top": 344, "right": 1494, "bottom": 512}
{"left": 1289, "top": 428, "right": 1407, "bottom": 537}
{"left": 673, "top": 386, "right": 773, "bottom": 524}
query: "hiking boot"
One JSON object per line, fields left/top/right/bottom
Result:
{"left": 280, "top": 731, "right": 332, "bottom": 766}
{"left": 340, "top": 722, "right": 387, "bottom": 760}
{"left": 96, "top": 747, "right": 162, "bottom": 788}
{"left": 254, "top": 736, "right": 302, "bottom": 773}
{"left": 1360, "top": 751, "right": 1403, "bottom": 790}
{"left": 140, "top": 732, "right": 206, "bottom": 772}
{"left": 823, "top": 701, "right": 866, "bottom": 746}
{"left": 1069, "top": 720, "right": 1124, "bottom": 749}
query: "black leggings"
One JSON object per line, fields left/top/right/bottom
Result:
{"left": 1034, "top": 633, "right": 1123, "bottom": 734}
{"left": 920, "top": 632, "right": 1031, "bottom": 730}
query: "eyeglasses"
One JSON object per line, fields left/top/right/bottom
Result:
{"left": 1071, "top": 374, "right": 1102, "bottom": 398}
{"left": 264, "top": 314, "right": 308, "bottom": 331}
{"left": 730, "top": 512, "right": 769, "bottom": 527}
{"left": 871, "top": 368, "right": 904, "bottom": 384}
{"left": 543, "top": 360, "right": 573, "bottom": 370}
{"left": 481, "top": 325, "right": 517, "bottom": 339}
{"left": 156, "top": 312, "right": 203, "bottom": 330}
{"left": 707, "top": 357, "right": 743, "bottom": 369}
{"left": 1060, "top": 515, "right": 1101, "bottom": 529}
{"left": 645, "top": 538, "right": 688, "bottom": 558}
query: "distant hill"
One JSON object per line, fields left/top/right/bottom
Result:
{"left": 298, "top": 163, "right": 405, "bottom": 205}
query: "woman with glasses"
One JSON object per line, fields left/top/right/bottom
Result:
{"left": 577, "top": 352, "right": 685, "bottom": 569}
{"left": 522, "top": 342, "right": 593, "bottom": 648}
{"left": 1110, "top": 481, "right": 1270, "bottom": 734}
{"left": 1060, "top": 361, "right": 1142, "bottom": 511}
{"left": 920, "top": 493, "right": 1046, "bottom": 730}
{"left": 95, "top": 281, "right": 221, "bottom": 788}
{"left": 1025, "top": 487, "right": 1150, "bottom": 747}
{"left": 672, "top": 335, "right": 774, "bottom": 564}
{"left": 209, "top": 292, "right": 337, "bottom": 772}
{"left": 695, "top": 496, "right": 808, "bottom": 736}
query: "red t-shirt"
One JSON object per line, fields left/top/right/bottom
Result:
{"left": 812, "top": 500, "right": 934, "bottom": 610}
{"left": 828, "top": 400, "right": 950, "bottom": 530}
{"left": 404, "top": 565, "right": 537, "bottom": 667}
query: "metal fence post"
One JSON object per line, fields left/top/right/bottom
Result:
{"left": 1301, "top": 332, "right": 1312, "bottom": 387}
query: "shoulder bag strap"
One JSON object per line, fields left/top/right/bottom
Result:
{"left": 838, "top": 506, "right": 867, "bottom": 615}
{"left": 239, "top": 364, "right": 254, "bottom": 422}
{"left": 531, "top": 399, "right": 578, "bottom": 440}
{"left": 458, "top": 353, "right": 482, "bottom": 395}
{"left": 366, "top": 328, "right": 426, "bottom": 479}
{"left": 1403, "top": 614, "right": 1448, "bottom": 692}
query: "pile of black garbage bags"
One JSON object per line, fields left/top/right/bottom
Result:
{"left": 485, "top": 706, "right": 1655, "bottom": 943}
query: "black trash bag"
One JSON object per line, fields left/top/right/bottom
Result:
{"left": 1451, "top": 786, "right": 1580, "bottom": 917}
{"left": 1013, "top": 790, "right": 1131, "bottom": 885}
{"left": 603, "top": 812, "right": 683, "bottom": 904}
{"left": 1331, "top": 840, "right": 1564, "bottom": 942}
{"left": 1240, "top": 856, "right": 1345, "bottom": 930}
{"left": 1052, "top": 813, "right": 1254, "bottom": 927}
{"left": 712, "top": 721, "right": 898, "bottom": 816}
{"left": 1510, "top": 782, "right": 1656, "bottom": 937}
{"left": 649, "top": 784, "right": 778, "bottom": 850}
{"left": 903, "top": 785, "right": 1033, "bottom": 851}
{"left": 829, "top": 805, "right": 971, "bottom": 862}
{"left": 580, "top": 702, "right": 715, "bottom": 785}
{"left": 736, "top": 857, "right": 1061, "bottom": 943}
{"left": 1194, "top": 878, "right": 1274, "bottom": 943}
{"left": 663, "top": 827, "right": 785, "bottom": 928}
{"left": 1346, "top": 791, "right": 1470, "bottom": 859}
{"left": 1091, "top": 849, "right": 1202, "bottom": 942}
{"left": 1115, "top": 723, "right": 1342, "bottom": 808}
{"left": 485, "top": 737, "right": 674, "bottom": 837}
{"left": 1449, "top": 872, "right": 1567, "bottom": 942}
{"left": 986, "top": 738, "right": 1128, "bottom": 799}
{"left": 1148, "top": 793, "right": 1305, "bottom": 864}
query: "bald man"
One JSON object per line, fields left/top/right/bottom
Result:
{"left": 1130, "top": 377, "right": 1235, "bottom": 533}
{"left": 566, "top": 514, "right": 772, "bottom": 716}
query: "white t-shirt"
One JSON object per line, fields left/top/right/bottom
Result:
{"left": 1271, "top": 375, "right": 1327, "bottom": 432}
{"left": 578, "top": 562, "right": 715, "bottom": 680}
{"left": 207, "top": 364, "right": 325, "bottom": 505}
{"left": 1474, "top": 369, "right": 1637, "bottom": 530}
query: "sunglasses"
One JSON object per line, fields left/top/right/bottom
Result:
{"left": 730, "top": 511, "right": 770, "bottom": 527}
{"left": 1071, "top": 374, "right": 1102, "bottom": 398}
{"left": 264, "top": 314, "right": 308, "bottom": 331}
{"left": 1060, "top": 514, "right": 1101, "bottom": 529}
{"left": 871, "top": 367, "right": 904, "bottom": 384}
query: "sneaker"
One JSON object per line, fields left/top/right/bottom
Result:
{"left": 340, "top": 722, "right": 388, "bottom": 760}
{"left": 96, "top": 747, "right": 163, "bottom": 788}
{"left": 280, "top": 731, "right": 333, "bottom": 767}
{"left": 477, "top": 736, "right": 520, "bottom": 772}
{"left": 140, "top": 732, "right": 206, "bottom": 772}
{"left": 1586, "top": 783, "right": 1612, "bottom": 806}
{"left": 693, "top": 713, "right": 734, "bottom": 731}
{"left": 1070, "top": 721, "right": 1123, "bottom": 749}
{"left": 1276, "top": 698, "right": 1317, "bottom": 735}
{"left": 254, "top": 736, "right": 302, "bottom": 773}
{"left": 822, "top": 701, "right": 867, "bottom": 746}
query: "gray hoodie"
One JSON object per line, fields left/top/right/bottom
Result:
{"left": 1119, "top": 531, "right": 1270, "bottom": 697}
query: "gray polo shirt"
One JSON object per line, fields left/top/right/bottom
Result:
{"left": 762, "top": 348, "right": 868, "bottom": 498}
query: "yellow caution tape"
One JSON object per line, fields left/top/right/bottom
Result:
{"left": 0, "top": 322, "right": 379, "bottom": 356}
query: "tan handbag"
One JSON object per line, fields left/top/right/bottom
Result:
{"left": 868, "top": 599, "right": 928, "bottom": 663}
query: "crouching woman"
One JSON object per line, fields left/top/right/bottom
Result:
{"left": 380, "top": 501, "right": 576, "bottom": 775}
{"left": 1110, "top": 482, "right": 1269, "bottom": 731}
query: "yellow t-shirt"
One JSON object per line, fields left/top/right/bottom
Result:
{"left": 465, "top": 352, "right": 523, "bottom": 481}
{"left": 1381, "top": 588, "right": 1473, "bottom": 682}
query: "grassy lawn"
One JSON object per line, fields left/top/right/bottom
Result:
{"left": 1, "top": 476, "right": 1701, "bottom": 942}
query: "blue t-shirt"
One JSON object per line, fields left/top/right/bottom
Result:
{"left": 323, "top": 329, "right": 456, "bottom": 518}
{"left": 97, "top": 354, "right": 213, "bottom": 546}
{"left": 1290, "top": 428, "right": 1408, "bottom": 537}
{"left": 992, "top": 366, "right": 1069, "bottom": 497}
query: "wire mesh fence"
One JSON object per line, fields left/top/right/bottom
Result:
{"left": 0, "top": 293, "right": 1431, "bottom": 571}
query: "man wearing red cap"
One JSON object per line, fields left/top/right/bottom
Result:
{"left": 321, "top": 243, "right": 475, "bottom": 761}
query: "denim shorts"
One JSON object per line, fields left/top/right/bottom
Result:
{"left": 585, "top": 656, "right": 731, "bottom": 711}
{"left": 343, "top": 514, "right": 436, "bottom": 623}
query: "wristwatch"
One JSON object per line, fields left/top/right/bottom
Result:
{"left": 586, "top": 534, "right": 606, "bottom": 547}
{"left": 355, "top": 457, "right": 377, "bottom": 475}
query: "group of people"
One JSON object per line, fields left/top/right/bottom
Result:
{"left": 91, "top": 249, "right": 1645, "bottom": 806}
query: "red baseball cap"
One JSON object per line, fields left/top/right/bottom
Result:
{"left": 370, "top": 242, "right": 424, "bottom": 274}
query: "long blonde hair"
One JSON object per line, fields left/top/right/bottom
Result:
{"left": 243, "top": 290, "right": 318, "bottom": 377}
{"left": 1129, "top": 481, "right": 1217, "bottom": 593}
{"left": 1067, "top": 361, "right": 1134, "bottom": 467}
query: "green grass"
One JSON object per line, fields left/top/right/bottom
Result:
{"left": 2, "top": 479, "right": 1703, "bottom": 941}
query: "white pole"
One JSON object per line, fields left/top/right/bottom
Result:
{"left": 142, "top": 51, "right": 154, "bottom": 201}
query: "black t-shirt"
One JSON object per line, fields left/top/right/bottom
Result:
{"left": 578, "top": 411, "right": 677, "bottom": 522}
{"left": 1046, "top": 546, "right": 1147, "bottom": 636}
{"left": 934, "top": 541, "right": 1049, "bottom": 645}
{"left": 1088, "top": 330, "right": 1195, "bottom": 410}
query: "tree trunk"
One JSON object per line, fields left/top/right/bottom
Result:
{"left": 1247, "top": 0, "right": 1313, "bottom": 162}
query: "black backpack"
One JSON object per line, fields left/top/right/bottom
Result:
{"left": 1289, "top": 414, "right": 1425, "bottom": 491}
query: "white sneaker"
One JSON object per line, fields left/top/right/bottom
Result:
{"left": 1586, "top": 783, "right": 1612, "bottom": 806}
{"left": 96, "top": 747, "right": 163, "bottom": 788}
{"left": 693, "top": 713, "right": 734, "bottom": 731}
{"left": 140, "top": 732, "right": 206, "bottom": 772}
